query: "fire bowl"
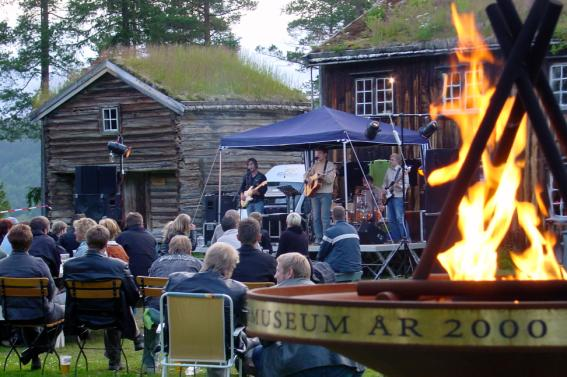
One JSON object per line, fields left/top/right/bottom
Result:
{"left": 246, "top": 283, "right": 567, "bottom": 377}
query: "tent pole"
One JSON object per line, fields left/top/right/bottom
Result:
{"left": 218, "top": 148, "right": 222, "bottom": 223}
{"left": 343, "top": 141, "right": 348, "bottom": 221}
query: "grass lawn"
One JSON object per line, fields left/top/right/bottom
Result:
{"left": 0, "top": 330, "right": 382, "bottom": 377}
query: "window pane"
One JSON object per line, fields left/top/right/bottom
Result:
{"left": 365, "top": 104, "right": 372, "bottom": 114}
{"left": 377, "top": 91, "right": 384, "bottom": 102}
{"left": 552, "top": 66, "right": 561, "bottom": 77}
{"left": 104, "top": 120, "right": 110, "bottom": 130}
{"left": 356, "top": 104, "right": 363, "bottom": 114}
{"left": 357, "top": 93, "right": 363, "bottom": 103}
{"left": 562, "top": 93, "right": 567, "bottom": 106}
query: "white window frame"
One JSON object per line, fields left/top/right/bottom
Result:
{"left": 375, "top": 77, "right": 394, "bottom": 115}
{"left": 464, "top": 70, "right": 483, "bottom": 111}
{"left": 101, "top": 106, "right": 120, "bottom": 133}
{"left": 550, "top": 63, "right": 567, "bottom": 110}
{"left": 442, "top": 72, "right": 462, "bottom": 110}
{"left": 355, "top": 78, "right": 373, "bottom": 116}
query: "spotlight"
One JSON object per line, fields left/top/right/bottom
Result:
{"left": 107, "top": 141, "right": 132, "bottom": 158}
{"left": 365, "top": 120, "right": 382, "bottom": 140}
{"left": 419, "top": 120, "right": 439, "bottom": 139}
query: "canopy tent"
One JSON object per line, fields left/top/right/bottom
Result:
{"left": 219, "top": 106, "right": 429, "bottom": 151}
{"left": 214, "top": 106, "right": 430, "bottom": 222}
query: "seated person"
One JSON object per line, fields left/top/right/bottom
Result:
{"left": 248, "top": 212, "right": 273, "bottom": 254}
{"left": 317, "top": 206, "right": 362, "bottom": 277}
{"left": 142, "top": 235, "right": 203, "bottom": 373}
{"left": 165, "top": 242, "right": 248, "bottom": 377}
{"left": 232, "top": 219, "right": 276, "bottom": 283}
{"left": 216, "top": 214, "right": 241, "bottom": 250}
{"left": 63, "top": 225, "right": 143, "bottom": 371}
{"left": 211, "top": 210, "right": 240, "bottom": 244}
{"left": 99, "top": 218, "right": 129, "bottom": 262}
{"left": 276, "top": 212, "right": 309, "bottom": 258}
{"left": 28, "top": 216, "right": 61, "bottom": 279}
{"left": 253, "top": 253, "right": 364, "bottom": 377}
{"left": 0, "top": 224, "right": 64, "bottom": 370}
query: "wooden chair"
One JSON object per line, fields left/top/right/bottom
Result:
{"left": 243, "top": 281, "right": 275, "bottom": 290}
{"left": 64, "top": 279, "right": 128, "bottom": 376}
{"left": 0, "top": 277, "right": 64, "bottom": 375}
{"left": 159, "top": 292, "right": 242, "bottom": 377}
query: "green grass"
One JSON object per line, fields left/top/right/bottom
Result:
{"left": 115, "top": 45, "right": 306, "bottom": 102}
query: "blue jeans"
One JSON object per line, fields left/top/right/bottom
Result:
{"left": 247, "top": 200, "right": 265, "bottom": 215}
{"left": 387, "top": 197, "right": 408, "bottom": 241}
{"left": 311, "top": 193, "right": 332, "bottom": 242}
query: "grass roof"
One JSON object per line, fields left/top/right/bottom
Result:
{"left": 317, "top": 0, "right": 566, "bottom": 53}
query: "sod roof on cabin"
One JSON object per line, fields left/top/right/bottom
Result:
{"left": 311, "top": 0, "right": 566, "bottom": 57}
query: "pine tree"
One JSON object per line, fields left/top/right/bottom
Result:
{"left": 0, "top": 182, "right": 10, "bottom": 215}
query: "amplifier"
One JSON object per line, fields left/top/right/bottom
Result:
{"left": 203, "top": 222, "right": 217, "bottom": 246}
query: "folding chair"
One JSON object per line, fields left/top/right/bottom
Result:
{"left": 64, "top": 279, "right": 128, "bottom": 376}
{"left": 0, "top": 277, "right": 64, "bottom": 375}
{"left": 243, "top": 282, "right": 275, "bottom": 290}
{"left": 136, "top": 276, "right": 168, "bottom": 375}
{"left": 159, "top": 292, "right": 242, "bottom": 377}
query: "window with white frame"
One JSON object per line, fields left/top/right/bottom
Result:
{"left": 550, "top": 64, "right": 567, "bottom": 109}
{"left": 355, "top": 78, "right": 373, "bottom": 116}
{"left": 375, "top": 77, "right": 394, "bottom": 114}
{"left": 442, "top": 72, "right": 462, "bottom": 109}
{"left": 102, "top": 106, "right": 119, "bottom": 132}
{"left": 464, "top": 70, "right": 483, "bottom": 110}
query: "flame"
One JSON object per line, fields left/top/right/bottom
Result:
{"left": 432, "top": 4, "right": 565, "bottom": 281}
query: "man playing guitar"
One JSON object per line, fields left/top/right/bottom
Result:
{"left": 304, "top": 147, "right": 336, "bottom": 244}
{"left": 239, "top": 158, "right": 268, "bottom": 215}
{"left": 382, "top": 153, "right": 409, "bottom": 241}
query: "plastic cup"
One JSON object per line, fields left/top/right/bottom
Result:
{"left": 60, "top": 355, "right": 71, "bottom": 375}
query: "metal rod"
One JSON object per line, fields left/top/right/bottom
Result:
{"left": 413, "top": 0, "right": 548, "bottom": 280}
{"left": 343, "top": 141, "right": 348, "bottom": 217}
{"left": 489, "top": 3, "right": 567, "bottom": 205}
{"left": 218, "top": 149, "right": 222, "bottom": 223}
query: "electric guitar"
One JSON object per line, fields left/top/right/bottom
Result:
{"left": 384, "top": 166, "right": 410, "bottom": 202}
{"left": 240, "top": 181, "right": 268, "bottom": 208}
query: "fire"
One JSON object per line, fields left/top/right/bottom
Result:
{"left": 430, "top": 4, "right": 566, "bottom": 281}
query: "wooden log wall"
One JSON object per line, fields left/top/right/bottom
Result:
{"left": 178, "top": 104, "right": 308, "bottom": 225}
{"left": 47, "top": 173, "right": 75, "bottom": 223}
{"left": 149, "top": 172, "right": 178, "bottom": 232}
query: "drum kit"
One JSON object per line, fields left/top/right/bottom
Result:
{"left": 349, "top": 190, "right": 383, "bottom": 224}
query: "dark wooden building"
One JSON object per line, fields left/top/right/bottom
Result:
{"left": 31, "top": 59, "right": 308, "bottom": 231}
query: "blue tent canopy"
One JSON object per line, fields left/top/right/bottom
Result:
{"left": 219, "top": 106, "right": 428, "bottom": 151}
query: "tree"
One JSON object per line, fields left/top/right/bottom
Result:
{"left": 284, "top": 0, "right": 374, "bottom": 46}
{"left": 0, "top": 182, "right": 10, "bottom": 214}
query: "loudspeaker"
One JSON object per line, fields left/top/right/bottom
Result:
{"left": 203, "top": 222, "right": 217, "bottom": 246}
{"left": 74, "top": 193, "right": 121, "bottom": 222}
{"left": 204, "top": 194, "right": 237, "bottom": 223}
{"left": 75, "top": 166, "right": 117, "bottom": 195}
{"left": 358, "top": 222, "right": 387, "bottom": 244}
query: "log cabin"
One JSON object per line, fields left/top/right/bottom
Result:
{"left": 30, "top": 46, "right": 309, "bottom": 232}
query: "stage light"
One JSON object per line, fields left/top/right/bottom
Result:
{"left": 419, "top": 120, "right": 439, "bottom": 139}
{"left": 365, "top": 121, "right": 382, "bottom": 140}
{"left": 107, "top": 141, "right": 132, "bottom": 158}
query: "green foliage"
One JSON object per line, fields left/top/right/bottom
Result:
{"left": 0, "top": 182, "right": 10, "bottom": 215}
{"left": 113, "top": 45, "right": 306, "bottom": 102}
{"left": 26, "top": 186, "right": 41, "bottom": 207}
{"left": 284, "top": 0, "right": 374, "bottom": 46}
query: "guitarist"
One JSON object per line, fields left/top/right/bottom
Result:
{"left": 239, "top": 158, "right": 268, "bottom": 215}
{"left": 382, "top": 153, "right": 409, "bottom": 242}
{"left": 304, "top": 147, "right": 336, "bottom": 245}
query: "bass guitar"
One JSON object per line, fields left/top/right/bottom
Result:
{"left": 240, "top": 181, "right": 268, "bottom": 208}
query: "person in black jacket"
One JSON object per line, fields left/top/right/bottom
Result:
{"left": 232, "top": 218, "right": 276, "bottom": 283}
{"left": 116, "top": 212, "right": 157, "bottom": 277}
{"left": 239, "top": 158, "right": 268, "bottom": 215}
{"left": 59, "top": 213, "right": 84, "bottom": 256}
{"left": 0, "top": 224, "right": 64, "bottom": 370}
{"left": 28, "top": 216, "right": 61, "bottom": 279}
{"left": 276, "top": 212, "right": 309, "bottom": 258}
{"left": 63, "top": 225, "right": 143, "bottom": 371}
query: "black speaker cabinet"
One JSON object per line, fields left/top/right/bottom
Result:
{"left": 74, "top": 193, "right": 121, "bottom": 222}
{"left": 203, "top": 222, "right": 217, "bottom": 246}
{"left": 204, "top": 194, "right": 237, "bottom": 223}
{"left": 75, "top": 166, "right": 117, "bottom": 195}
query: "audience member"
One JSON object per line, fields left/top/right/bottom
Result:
{"left": 211, "top": 209, "right": 239, "bottom": 244}
{"left": 0, "top": 224, "right": 64, "bottom": 370}
{"left": 0, "top": 217, "right": 18, "bottom": 255}
{"left": 28, "top": 216, "right": 61, "bottom": 279}
{"left": 216, "top": 214, "right": 241, "bottom": 250}
{"left": 248, "top": 212, "right": 273, "bottom": 254}
{"left": 73, "top": 218, "right": 97, "bottom": 258}
{"left": 276, "top": 212, "right": 309, "bottom": 257}
{"left": 59, "top": 213, "right": 85, "bottom": 256}
{"left": 142, "top": 235, "right": 203, "bottom": 373}
{"left": 48, "top": 221, "right": 67, "bottom": 243}
{"left": 63, "top": 225, "right": 143, "bottom": 371}
{"left": 159, "top": 214, "right": 196, "bottom": 255}
{"left": 99, "top": 218, "right": 129, "bottom": 262}
{"left": 232, "top": 218, "right": 276, "bottom": 283}
{"left": 116, "top": 212, "right": 157, "bottom": 277}
{"left": 165, "top": 242, "right": 247, "bottom": 377}
{"left": 253, "top": 253, "right": 364, "bottom": 377}
{"left": 317, "top": 206, "right": 362, "bottom": 278}
{"left": 0, "top": 218, "right": 13, "bottom": 245}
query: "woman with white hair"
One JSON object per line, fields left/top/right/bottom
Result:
{"left": 276, "top": 212, "right": 309, "bottom": 258}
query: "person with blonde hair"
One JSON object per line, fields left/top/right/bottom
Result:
{"left": 159, "top": 214, "right": 196, "bottom": 255}
{"left": 248, "top": 212, "right": 272, "bottom": 253}
{"left": 165, "top": 242, "right": 247, "bottom": 377}
{"left": 382, "top": 153, "right": 410, "bottom": 241}
{"left": 276, "top": 212, "right": 309, "bottom": 257}
{"left": 99, "top": 218, "right": 129, "bottom": 262}
{"left": 73, "top": 218, "right": 97, "bottom": 258}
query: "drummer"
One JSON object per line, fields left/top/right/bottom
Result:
{"left": 361, "top": 176, "right": 385, "bottom": 218}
